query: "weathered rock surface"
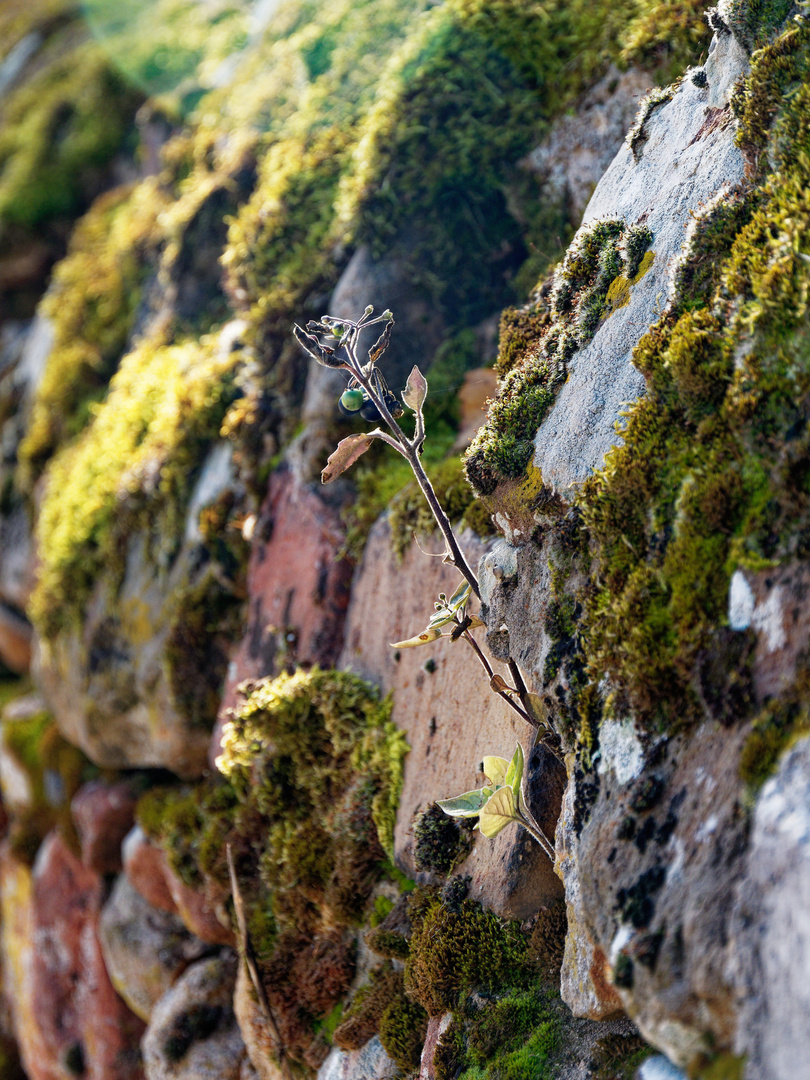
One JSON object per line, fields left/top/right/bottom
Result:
{"left": 123, "top": 826, "right": 179, "bottom": 914}
{"left": 340, "top": 517, "right": 564, "bottom": 915}
{"left": 142, "top": 951, "right": 245, "bottom": 1080}
{"left": 730, "top": 735, "right": 810, "bottom": 1080}
{"left": 99, "top": 874, "right": 211, "bottom": 1022}
{"left": 527, "top": 66, "right": 653, "bottom": 222}
{"left": 211, "top": 468, "right": 353, "bottom": 763}
{"left": 529, "top": 43, "right": 748, "bottom": 497}
{"left": 71, "top": 778, "right": 138, "bottom": 876}
{"left": 0, "top": 836, "right": 145, "bottom": 1080}
{"left": 34, "top": 433, "right": 241, "bottom": 778}
{"left": 317, "top": 1036, "right": 398, "bottom": 1080}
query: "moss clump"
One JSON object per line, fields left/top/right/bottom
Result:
{"left": 18, "top": 181, "right": 168, "bottom": 482}
{"left": 466, "top": 219, "right": 652, "bottom": 497}
{"left": 740, "top": 695, "right": 810, "bottom": 791}
{"left": 379, "top": 990, "right": 429, "bottom": 1072}
{"left": 139, "top": 668, "right": 408, "bottom": 1072}
{"left": 0, "top": 32, "right": 141, "bottom": 229}
{"left": 621, "top": 0, "right": 714, "bottom": 82}
{"left": 413, "top": 802, "right": 473, "bottom": 875}
{"left": 405, "top": 893, "right": 530, "bottom": 1015}
{"left": 29, "top": 332, "right": 242, "bottom": 638}
{"left": 716, "top": 0, "right": 795, "bottom": 51}
{"left": 591, "top": 1032, "right": 653, "bottom": 1079}
{"left": 333, "top": 963, "right": 405, "bottom": 1051}
{"left": 627, "top": 84, "right": 680, "bottom": 161}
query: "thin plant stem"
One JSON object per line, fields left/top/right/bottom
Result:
{"left": 461, "top": 627, "right": 540, "bottom": 729}
{"left": 345, "top": 336, "right": 481, "bottom": 598}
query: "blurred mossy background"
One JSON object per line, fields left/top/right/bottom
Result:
{"left": 0, "top": 0, "right": 714, "bottom": 658}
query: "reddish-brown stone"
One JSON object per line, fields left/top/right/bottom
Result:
{"left": 165, "top": 870, "right": 235, "bottom": 948}
{"left": 71, "top": 780, "right": 138, "bottom": 876}
{"left": 209, "top": 470, "right": 353, "bottom": 765}
{"left": 122, "top": 825, "right": 178, "bottom": 913}
{"left": 29, "top": 833, "right": 145, "bottom": 1079}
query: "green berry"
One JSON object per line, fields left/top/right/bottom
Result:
{"left": 340, "top": 388, "right": 364, "bottom": 411}
{"left": 332, "top": 324, "right": 344, "bottom": 337}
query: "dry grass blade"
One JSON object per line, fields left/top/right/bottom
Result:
{"left": 227, "top": 843, "right": 293, "bottom": 1080}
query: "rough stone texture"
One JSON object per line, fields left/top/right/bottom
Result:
{"left": 0, "top": 503, "right": 34, "bottom": 612}
{"left": 529, "top": 42, "right": 748, "bottom": 496}
{"left": 339, "top": 517, "right": 564, "bottom": 916}
{"left": 556, "top": 777, "right": 623, "bottom": 1021}
{"left": 142, "top": 951, "right": 246, "bottom": 1080}
{"left": 419, "top": 1012, "right": 452, "bottom": 1080}
{"left": 210, "top": 468, "right": 353, "bottom": 765}
{"left": 99, "top": 874, "right": 210, "bottom": 1022}
{"left": 317, "top": 1036, "right": 398, "bottom": 1080}
{"left": 163, "top": 868, "right": 235, "bottom": 949}
{"left": 34, "top": 433, "right": 240, "bottom": 778}
{"left": 474, "top": 26, "right": 755, "bottom": 1055}
{"left": 526, "top": 66, "right": 653, "bottom": 222}
{"left": 1, "top": 835, "right": 146, "bottom": 1080}
{"left": 71, "top": 779, "right": 138, "bottom": 876}
{"left": 730, "top": 736, "right": 810, "bottom": 1080}
{"left": 232, "top": 963, "right": 284, "bottom": 1080}
{"left": 123, "top": 826, "right": 179, "bottom": 914}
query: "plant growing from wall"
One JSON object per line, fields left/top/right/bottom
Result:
{"left": 438, "top": 743, "right": 556, "bottom": 860}
{"left": 294, "top": 307, "right": 560, "bottom": 856}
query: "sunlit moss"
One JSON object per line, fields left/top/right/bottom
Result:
{"left": 138, "top": 667, "right": 408, "bottom": 1072}
{"left": 18, "top": 181, "right": 169, "bottom": 481}
{"left": 0, "top": 32, "right": 141, "bottom": 229}
{"left": 30, "top": 333, "right": 242, "bottom": 638}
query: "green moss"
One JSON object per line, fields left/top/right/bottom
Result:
{"left": 740, "top": 696, "right": 810, "bottom": 791}
{"left": 405, "top": 894, "right": 530, "bottom": 1015}
{"left": 591, "top": 1032, "right": 653, "bottom": 1079}
{"left": 716, "top": 0, "right": 795, "bottom": 51}
{"left": 30, "top": 332, "right": 242, "bottom": 639}
{"left": 18, "top": 181, "right": 169, "bottom": 482}
{"left": 333, "top": 963, "right": 405, "bottom": 1050}
{"left": 620, "top": 0, "right": 713, "bottom": 82}
{"left": 413, "top": 802, "right": 473, "bottom": 875}
{"left": 378, "top": 992, "right": 429, "bottom": 1072}
{"left": 0, "top": 30, "right": 141, "bottom": 229}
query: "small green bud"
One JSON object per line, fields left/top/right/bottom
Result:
{"left": 382, "top": 309, "right": 393, "bottom": 320}
{"left": 340, "top": 388, "right": 364, "bottom": 411}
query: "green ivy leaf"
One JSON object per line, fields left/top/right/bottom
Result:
{"left": 438, "top": 788, "right": 491, "bottom": 817}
